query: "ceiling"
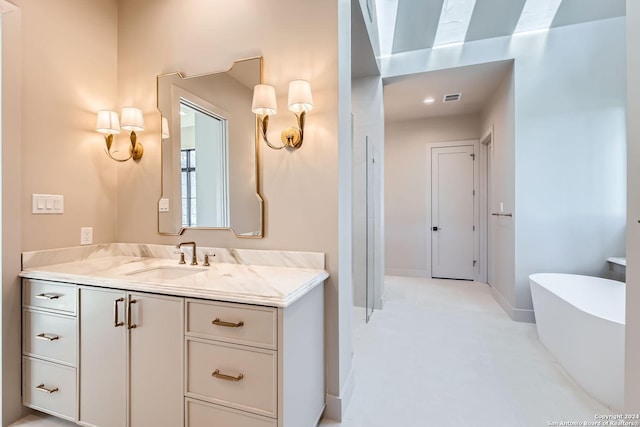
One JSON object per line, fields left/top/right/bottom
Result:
{"left": 383, "top": 60, "right": 512, "bottom": 122}
{"left": 376, "top": 0, "right": 626, "bottom": 122}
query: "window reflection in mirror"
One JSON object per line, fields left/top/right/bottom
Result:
{"left": 179, "top": 101, "right": 230, "bottom": 228}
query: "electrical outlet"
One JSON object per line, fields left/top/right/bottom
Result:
{"left": 80, "top": 227, "right": 93, "bottom": 245}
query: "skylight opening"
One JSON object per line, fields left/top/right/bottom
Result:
{"left": 376, "top": 0, "right": 400, "bottom": 57}
{"left": 513, "top": 0, "right": 562, "bottom": 34}
{"left": 432, "top": 0, "right": 477, "bottom": 48}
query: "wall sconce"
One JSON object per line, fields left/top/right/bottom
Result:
{"left": 96, "top": 107, "right": 145, "bottom": 162}
{"left": 251, "top": 80, "right": 313, "bottom": 150}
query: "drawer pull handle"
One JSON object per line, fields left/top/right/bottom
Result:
{"left": 35, "top": 333, "right": 60, "bottom": 341}
{"left": 114, "top": 298, "right": 124, "bottom": 327}
{"left": 212, "top": 369, "right": 244, "bottom": 382}
{"left": 212, "top": 318, "right": 244, "bottom": 328}
{"left": 35, "top": 293, "right": 60, "bottom": 300}
{"left": 35, "top": 384, "right": 59, "bottom": 394}
{"left": 127, "top": 297, "right": 137, "bottom": 329}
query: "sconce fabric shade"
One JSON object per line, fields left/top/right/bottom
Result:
{"left": 96, "top": 110, "right": 121, "bottom": 134}
{"left": 120, "top": 107, "right": 145, "bottom": 132}
{"left": 252, "top": 85, "right": 277, "bottom": 116}
{"left": 288, "top": 80, "right": 313, "bottom": 113}
{"left": 161, "top": 116, "right": 170, "bottom": 139}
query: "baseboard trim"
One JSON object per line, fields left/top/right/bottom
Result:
{"left": 324, "top": 365, "right": 355, "bottom": 422}
{"left": 385, "top": 268, "right": 428, "bottom": 278}
{"left": 490, "top": 287, "right": 535, "bottom": 323}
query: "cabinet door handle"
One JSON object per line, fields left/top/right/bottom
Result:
{"left": 114, "top": 298, "right": 124, "bottom": 327}
{"left": 127, "top": 297, "right": 137, "bottom": 329}
{"left": 211, "top": 318, "right": 244, "bottom": 328}
{"left": 35, "top": 293, "right": 60, "bottom": 300}
{"left": 35, "top": 384, "right": 59, "bottom": 394}
{"left": 35, "top": 333, "right": 60, "bottom": 341}
{"left": 212, "top": 369, "right": 244, "bottom": 382}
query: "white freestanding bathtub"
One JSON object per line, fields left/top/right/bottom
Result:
{"left": 530, "top": 273, "right": 625, "bottom": 410}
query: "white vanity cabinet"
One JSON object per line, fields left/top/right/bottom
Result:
{"left": 184, "top": 283, "right": 325, "bottom": 427}
{"left": 22, "top": 279, "right": 78, "bottom": 422}
{"left": 78, "top": 287, "right": 184, "bottom": 427}
{"left": 21, "top": 264, "right": 326, "bottom": 427}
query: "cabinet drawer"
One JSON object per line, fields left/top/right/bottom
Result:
{"left": 23, "top": 310, "right": 76, "bottom": 366}
{"left": 186, "top": 398, "right": 276, "bottom": 427}
{"left": 24, "top": 280, "right": 77, "bottom": 315}
{"left": 186, "top": 300, "right": 277, "bottom": 349}
{"left": 23, "top": 356, "right": 77, "bottom": 421}
{"left": 186, "top": 338, "right": 277, "bottom": 418}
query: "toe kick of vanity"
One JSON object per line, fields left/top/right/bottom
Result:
{"left": 20, "top": 274, "right": 326, "bottom": 427}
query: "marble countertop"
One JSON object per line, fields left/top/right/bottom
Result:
{"left": 20, "top": 255, "right": 328, "bottom": 308}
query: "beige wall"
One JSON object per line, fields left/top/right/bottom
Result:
{"left": 2, "top": 4, "right": 26, "bottom": 424}
{"left": 2, "top": 0, "right": 351, "bottom": 422}
{"left": 3, "top": 0, "right": 118, "bottom": 422}
{"left": 16, "top": 0, "right": 119, "bottom": 251}
{"left": 626, "top": 0, "right": 640, "bottom": 412}
{"left": 114, "top": 0, "right": 348, "bottom": 415}
{"left": 385, "top": 114, "right": 481, "bottom": 277}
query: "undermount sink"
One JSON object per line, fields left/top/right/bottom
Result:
{"left": 124, "top": 266, "right": 206, "bottom": 281}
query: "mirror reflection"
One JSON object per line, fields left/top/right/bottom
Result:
{"left": 157, "top": 57, "right": 264, "bottom": 237}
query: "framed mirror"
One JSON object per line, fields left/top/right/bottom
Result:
{"left": 157, "top": 57, "right": 264, "bottom": 237}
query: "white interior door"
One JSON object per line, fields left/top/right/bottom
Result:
{"left": 431, "top": 145, "right": 476, "bottom": 280}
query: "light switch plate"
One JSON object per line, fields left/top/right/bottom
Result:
{"left": 32, "top": 194, "right": 64, "bottom": 214}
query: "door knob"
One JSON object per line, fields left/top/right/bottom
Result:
{"left": 432, "top": 226, "right": 439, "bottom": 231}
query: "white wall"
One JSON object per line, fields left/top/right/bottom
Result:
{"left": 336, "top": 0, "right": 355, "bottom": 417}
{"left": 384, "top": 18, "right": 627, "bottom": 319}
{"left": 385, "top": 114, "right": 480, "bottom": 277}
{"left": 352, "top": 76, "right": 385, "bottom": 309}
{"left": 480, "top": 65, "right": 517, "bottom": 317}
{"left": 513, "top": 20, "right": 626, "bottom": 314}
{"left": 625, "top": 0, "right": 640, "bottom": 412}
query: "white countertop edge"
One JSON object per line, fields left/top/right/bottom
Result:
{"left": 606, "top": 257, "right": 626, "bottom": 267}
{"left": 19, "top": 269, "right": 329, "bottom": 308}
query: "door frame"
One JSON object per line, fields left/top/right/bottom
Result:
{"left": 479, "top": 126, "right": 493, "bottom": 285}
{"left": 426, "top": 140, "right": 481, "bottom": 281}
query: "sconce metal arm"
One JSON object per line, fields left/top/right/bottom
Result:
{"left": 258, "top": 115, "right": 286, "bottom": 150}
{"left": 103, "top": 132, "right": 144, "bottom": 162}
{"left": 104, "top": 134, "right": 132, "bottom": 162}
{"left": 258, "top": 111, "right": 307, "bottom": 150}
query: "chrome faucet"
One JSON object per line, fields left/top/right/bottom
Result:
{"left": 176, "top": 241, "right": 198, "bottom": 265}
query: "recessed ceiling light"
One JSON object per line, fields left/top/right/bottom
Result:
{"left": 423, "top": 97, "right": 435, "bottom": 104}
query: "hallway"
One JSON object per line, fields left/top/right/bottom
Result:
{"left": 319, "top": 276, "right": 610, "bottom": 427}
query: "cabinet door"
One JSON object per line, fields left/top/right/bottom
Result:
{"left": 79, "top": 288, "right": 127, "bottom": 427}
{"left": 129, "top": 292, "right": 184, "bottom": 427}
